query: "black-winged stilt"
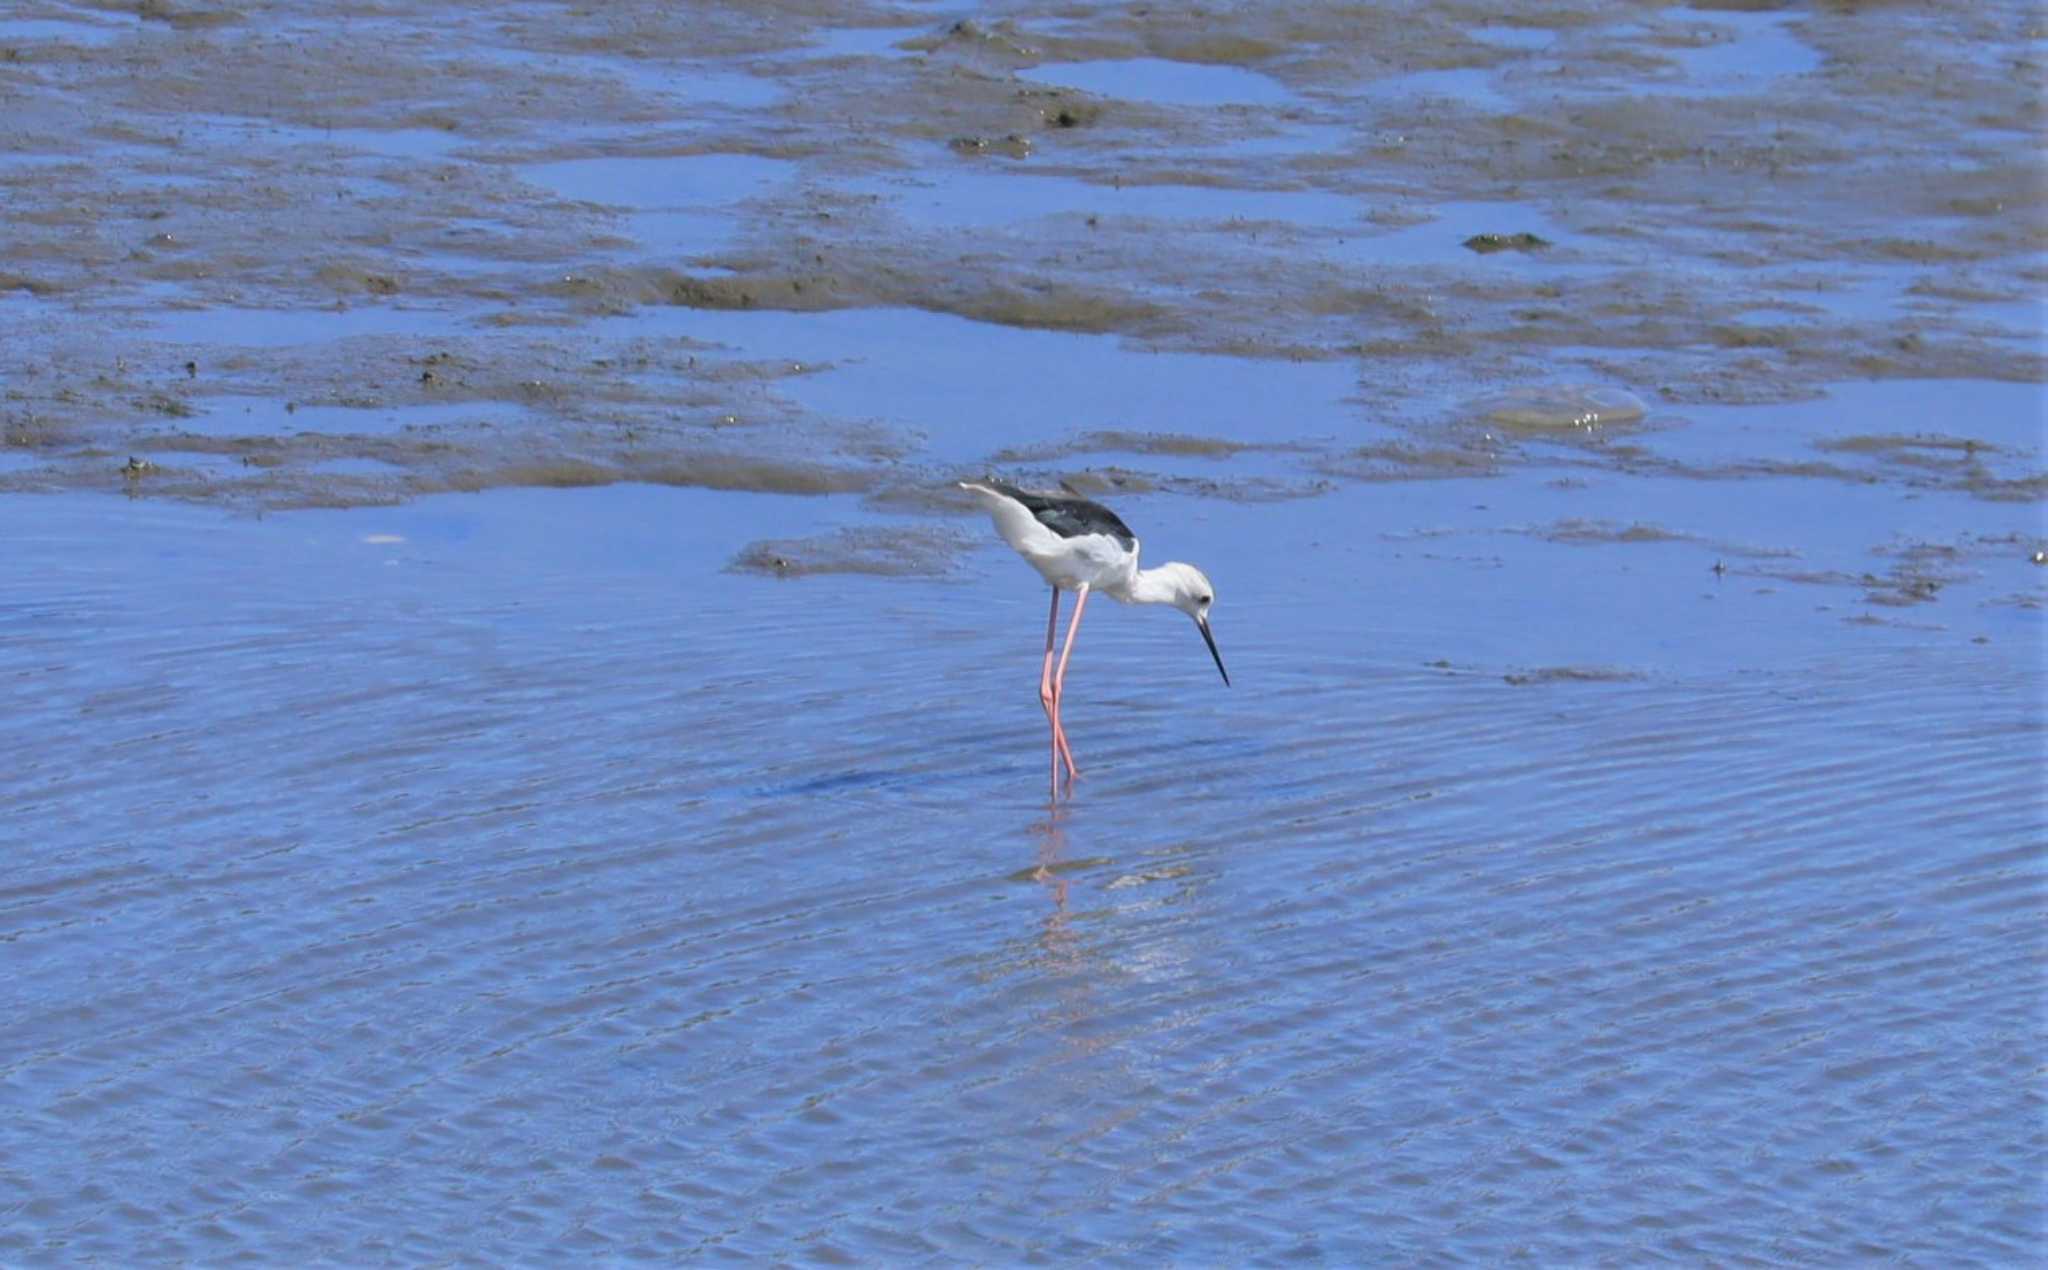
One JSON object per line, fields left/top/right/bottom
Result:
{"left": 959, "top": 478, "right": 1227, "bottom": 798}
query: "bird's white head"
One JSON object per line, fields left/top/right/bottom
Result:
{"left": 1136, "top": 561, "right": 1228, "bottom": 686}
{"left": 1147, "top": 561, "right": 1216, "bottom": 620}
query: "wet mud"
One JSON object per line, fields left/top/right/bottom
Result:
{"left": 729, "top": 524, "right": 972, "bottom": 577}
{"left": 3, "top": 0, "right": 2040, "bottom": 521}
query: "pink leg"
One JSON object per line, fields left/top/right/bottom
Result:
{"left": 1050, "top": 585, "right": 1090, "bottom": 792}
{"left": 1040, "top": 588, "right": 1062, "bottom": 799}
{"left": 1053, "top": 692, "right": 1078, "bottom": 790}
{"left": 1038, "top": 588, "right": 1078, "bottom": 794}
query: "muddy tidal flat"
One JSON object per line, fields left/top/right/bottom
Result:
{"left": 3, "top": 0, "right": 2044, "bottom": 1263}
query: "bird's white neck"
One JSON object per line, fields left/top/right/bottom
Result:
{"left": 1116, "top": 564, "right": 1190, "bottom": 606}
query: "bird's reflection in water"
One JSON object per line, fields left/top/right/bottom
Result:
{"left": 1028, "top": 806, "right": 1074, "bottom": 953}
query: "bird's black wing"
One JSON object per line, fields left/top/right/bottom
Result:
{"left": 986, "top": 479, "right": 1136, "bottom": 550}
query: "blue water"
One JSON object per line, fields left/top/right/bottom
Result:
{"left": 3, "top": 478, "right": 2040, "bottom": 1261}
{"left": 2, "top": 0, "right": 2043, "bottom": 1259}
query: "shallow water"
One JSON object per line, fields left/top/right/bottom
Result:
{"left": 4, "top": 476, "right": 2042, "bottom": 1262}
{"left": 3, "top": 0, "right": 2045, "bottom": 1262}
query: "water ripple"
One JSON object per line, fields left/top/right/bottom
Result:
{"left": 3, "top": 497, "right": 2041, "bottom": 1263}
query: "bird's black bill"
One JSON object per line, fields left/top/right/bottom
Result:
{"left": 1198, "top": 616, "right": 1229, "bottom": 686}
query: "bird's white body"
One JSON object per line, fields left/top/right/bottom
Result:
{"left": 970, "top": 485, "right": 1141, "bottom": 595}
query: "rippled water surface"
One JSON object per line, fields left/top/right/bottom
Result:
{"left": 6, "top": 469, "right": 2043, "bottom": 1262}
{"left": 4, "top": 0, "right": 2045, "bottom": 1262}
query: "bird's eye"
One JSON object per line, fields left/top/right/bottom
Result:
{"left": 1198, "top": 595, "right": 1212, "bottom": 605}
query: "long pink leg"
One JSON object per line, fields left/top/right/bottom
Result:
{"left": 1052, "top": 689, "right": 1078, "bottom": 789}
{"left": 1040, "top": 590, "right": 1078, "bottom": 793}
{"left": 1050, "top": 584, "right": 1090, "bottom": 792}
{"left": 1040, "top": 587, "right": 1062, "bottom": 799}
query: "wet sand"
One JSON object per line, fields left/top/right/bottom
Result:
{"left": 3, "top": 0, "right": 2045, "bottom": 1262}
{"left": 2, "top": 0, "right": 2042, "bottom": 511}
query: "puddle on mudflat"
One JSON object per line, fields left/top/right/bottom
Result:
{"left": 1644, "top": 379, "right": 2046, "bottom": 488}
{"left": 790, "top": 26, "right": 920, "bottom": 62}
{"left": 0, "top": 15, "right": 138, "bottom": 47}
{"left": 996, "top": 430, "right": 1305, "bottom": 461}
{"left": 524, "top": 153, "right": 795, "bottom": 210}
{"left": 1653, "top": 10, "right": 1823, "bottom": 89}
{"left": 603, "top": 305, "right": 1366, "bottom": 465}
{"left": 1469, "top": 23, "right": 1555, "bottom": 52}
{"left": 1508, "top": 8, "right": 1822, "bottom": 98}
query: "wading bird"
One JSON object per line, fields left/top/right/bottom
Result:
{"left": 959, "top": 479, "right": 1228, "bottom": 798}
